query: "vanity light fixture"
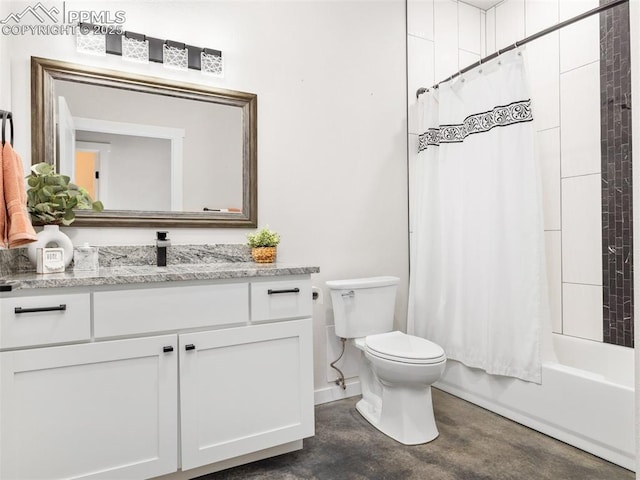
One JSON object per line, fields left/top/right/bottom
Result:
{"left": 162, "top": 41, "right": 188, "bottom": 71}
{"left": 76, "top": 23, "right": 223, "bottom": 77}
{"left": 76, "top": 25, "right": 106, "bottom": 56}
{"left": 201, "top": 48, "right": 224, "bottom": 77}
{"left": 122, "top": 31, "right": 149, "bottom": 64}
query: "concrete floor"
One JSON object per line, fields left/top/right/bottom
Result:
{"left": 199, "top": 388, "right": 634, "bottom": 480}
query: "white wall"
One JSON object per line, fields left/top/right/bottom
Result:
{"left": 3, "top": 0, "right": 409, "bottom": 393}
{"left": 631, "top": 0, "right": 640, "bottom": 474}
{"left": 0, "top": 3, "right": 10, "bottom": 111}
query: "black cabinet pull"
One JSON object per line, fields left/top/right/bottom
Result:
{"left": 185, "top": 344, "right": 196, "bottom": 351}
{"left": 15, "top": 304, "right": 67, "bottom": 314}
{"left": 267, "top": 288, "right": 300, "bottom": 295}
{"left": 163, "top": 346, "right": 174, "bottom": 353}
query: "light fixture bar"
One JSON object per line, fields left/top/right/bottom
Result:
{"left": 76, "top": 23, "right": 223, "bottom": 75}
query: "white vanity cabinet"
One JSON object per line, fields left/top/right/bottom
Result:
{"left": 0, "top": 275, "right": 314, "bottom": 480}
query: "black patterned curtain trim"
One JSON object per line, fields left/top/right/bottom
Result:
{"left": 418, "top": 99, "right": 533, "bottom": 152}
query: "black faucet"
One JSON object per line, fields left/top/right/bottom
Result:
{"left": 156, "top": 231, "right": 170, "bottom": 267}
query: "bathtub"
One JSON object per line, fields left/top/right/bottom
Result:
{"left": 434, "top": 333, "right": 635, "bottom": 471}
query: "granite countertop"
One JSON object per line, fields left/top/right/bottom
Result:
{"left": 1, "top": 263, "right": 320, "bottom": 291}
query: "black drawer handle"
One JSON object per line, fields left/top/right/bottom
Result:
{"left": 15, "top": 304, "right": 67, "bottom": 314}
{"left": 185, "top": 344, "right": 196, "bottom": 351}
{"left": 267, "top": 288, "right": 300, "bottom": 295}
{"left": 163, "top": 346, "right": 174, "bottom": 353}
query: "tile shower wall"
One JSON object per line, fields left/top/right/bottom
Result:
{"left": 409, "top": 0, "right": 633, "bottom": 348}
{"left": 490, "top": 0, "right": 633, "bottom": 348}
{"left": 407, "top": 0, "right": 485, "bottom": 224}
{"left": 491, "top": 0, "right": 601, "bottom": 342}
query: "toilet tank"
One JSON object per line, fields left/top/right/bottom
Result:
{"left": 326, "top": 276, "right": 399, "bottom": 338}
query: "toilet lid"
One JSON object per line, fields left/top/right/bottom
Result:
{"left": 365, "top": 331, "right": 446, "bottom": 364}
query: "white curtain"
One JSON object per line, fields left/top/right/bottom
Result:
{"left": 408, "top": 50, "right": 548, "bottom": 383}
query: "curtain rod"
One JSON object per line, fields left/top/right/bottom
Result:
{"left": 416, "top": 0, "right": 629, "bottom": 97}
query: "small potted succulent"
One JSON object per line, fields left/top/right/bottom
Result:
{"left": 246, "top": 226, "right": 280, "bottom": 263}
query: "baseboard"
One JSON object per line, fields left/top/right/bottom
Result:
{"left": 152, "top": 441, "right": 303, "bottom": 479}
{"left": 314, "top": 379, "right": 361, "bottom": 405}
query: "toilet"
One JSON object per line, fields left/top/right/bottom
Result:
{"left": 326, "top": 276, "right": 446, "bottom": 445}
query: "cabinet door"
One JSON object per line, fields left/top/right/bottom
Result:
{"left": 0, "top": 335, "right": 178, "bottom": 480}
{"left": 180, "top": 319, "right": 314, "bottom": 470}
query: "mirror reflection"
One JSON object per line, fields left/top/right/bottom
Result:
{"left": 55, "top": 80, "right": 244, "bottom": 213}
{"left": 32, "top": 56, "right": 257, "bottom": 228}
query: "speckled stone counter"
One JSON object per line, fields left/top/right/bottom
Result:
{"left": 0, "top": 244, "right": 319, "bottom": 291}
{"left": 1, "top": 263, "right": 320, "bottom": 291}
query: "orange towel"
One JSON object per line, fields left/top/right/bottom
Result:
{"left": 1, "top": 142, "right": 37, "bottom": 248}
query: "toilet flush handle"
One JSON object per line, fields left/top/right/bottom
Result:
{"left": 341, "top": 290, "right": 355, "bottom": 298}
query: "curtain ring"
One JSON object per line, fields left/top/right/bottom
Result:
{"left": 496, "top": 46, "right": 503, "bottom": 65}
{"left": 513, "top": 40, "right": 522, "bottom": 56}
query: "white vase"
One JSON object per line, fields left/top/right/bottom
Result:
{"left": 27, "top": 225, "right": 74, "bottom": 268}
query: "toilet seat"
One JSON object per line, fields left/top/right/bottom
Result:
{"left": 365, "top": 331, "right": 446, "bottom": 365}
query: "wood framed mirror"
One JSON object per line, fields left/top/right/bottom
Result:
{"left": 31, "top": 56, "right": 257, "bottom": 228}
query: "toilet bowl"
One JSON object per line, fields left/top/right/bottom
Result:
{"left": 326, "top": 276, "right": 446, "bottom": 445}
{"left": 355, "top": 331, "right": 446, "bottom": 444}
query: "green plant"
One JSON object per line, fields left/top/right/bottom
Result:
{"left": 26, "top": 162, "right": 104, "bottom": 226}
{"left": 246, "top": 226, "right": 280, "bottom": 248}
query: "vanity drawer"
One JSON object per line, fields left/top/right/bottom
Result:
{"left": 251, "top": 278, "right": 312, "bottom": 322}
{"left": 0, "top": 293, "right": 90, "bottom": 349}
{"left": 94, "top": 283, "right": 249, "bottom": 338}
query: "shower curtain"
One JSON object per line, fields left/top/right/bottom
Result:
{"left": 408, "top": 49, "right": 548, "bottom": 383}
